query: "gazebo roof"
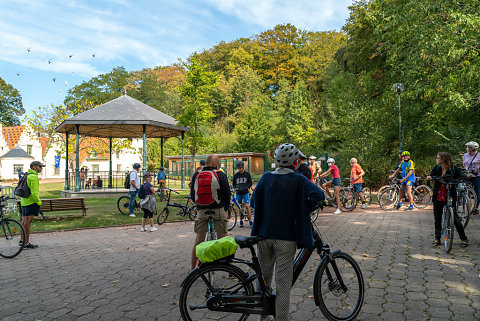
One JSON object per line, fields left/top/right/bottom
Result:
{"left": 0, "top": 145, "right": 34, "bottom": 159}
{"left": 55, "top": 95, "right": 189, "bottom": 138}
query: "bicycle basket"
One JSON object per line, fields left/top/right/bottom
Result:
{"left": 196, "top": 236, "right": 238, "bottom": 263}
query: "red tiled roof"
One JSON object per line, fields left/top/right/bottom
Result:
{"left": 39, "top": 136, "right": 50, "bottom": 157}
{"left": 2, "top": 126, "right": 24, "bottom": 149}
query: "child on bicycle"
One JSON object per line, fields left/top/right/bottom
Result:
{"left": 232, "top": 160, "right": 253, "bottom": 227}
{"left": 139, "top": 173, "right": 157, "bottom": 232}
{"left": 251, "top": 143, "right": 324, "bottom": 321}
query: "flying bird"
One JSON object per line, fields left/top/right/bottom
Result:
{"left": 64, "top": 81, "right": 68, "bottom": 86}
{"left": 92, "top": 53, "right": 95, "bottom": 58}
{"left": 17, "top": 72, "right": 20, "bottom": 76}
{"left": 27, "top": 47, "right": 31, "bottom": 53}
{"left": 48, "top": 59, "right": 52, "bottom": 64}
{"left": 58, "top": 90, "right": 62, "bottom": 94}
{"left": 69, "top": 55, "right": 73, "bottom": 59}
{"left": 52, "top": 78, "right": 56, "bottom": 82}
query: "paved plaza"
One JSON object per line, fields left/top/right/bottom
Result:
{"left": 1, "top": 205, "right": 480, "bottom": 320}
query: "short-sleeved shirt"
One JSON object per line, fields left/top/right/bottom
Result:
{"left": 350, "top": 163, "right": 364, "bottom": 184}
{"left": 129, "top": 170, "right": 140, "bottom": 192}
{"left": 143, "top": 181, "right": 153, "bottom": 196}
{"left": 400, "top": 160, "right": 415, "bottom": 182}
{"left": 157, "top": 171, "right": 166, "bottom": 180}
{"left": 330, "top": 164, "right": 340, "bottom": 179}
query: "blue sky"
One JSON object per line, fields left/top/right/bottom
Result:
{"left": 0, "top": 0, "right": 353, "bottom": 117}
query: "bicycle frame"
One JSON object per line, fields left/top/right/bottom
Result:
{"left": 162, "top": 189, "right": 193, "bottom": 216}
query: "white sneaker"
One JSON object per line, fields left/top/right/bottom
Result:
{"left": 361, "top": 203, "right": 367, "bottom": 209}
{"left": 150, "top": 227, "right": 158, "bottom": 232}
{"left": 334, "top": 209, "right": 342, "bottom": 214}
{"left": 140, "top": 227, "right": 147, "bottom": 232}
{"left": 129, "top": 214, "right": 136, "bottom": 217}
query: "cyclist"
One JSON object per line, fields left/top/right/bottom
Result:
{"left": 319, "top": 157, "right": 342, "bottom": 214}
{"left": 350, "top": 158, "right": 367, "bottom": 209}
{"left": 190, "top": 154, "right": 231, "bottom": 270}
{"left": 309, "top": 155, "right": 322, "bottom": 180}
{"left": 139, "top": 172, "right": 157, "bottom": 232}
{"left": 232, "top": 160, "right": 253, "bottom": 227}
{"left": 389, "top": 151, "right": 415, "bottom": 211}
{"left": 427, "top": 152, "right": 468, "bottom": 247}
{"left": 463, "top": 141, "right": 480, "bottom": 215}
{"left": 251, "top": 143, "right": 324, "bottom": 321}
{"left": 157, "top": 167, "right": 167, "bottom": 188}
{"left": 128, "top": 163, "right": 141, "bottom": 217}
{"left": 295, "top": 152, "right": 313, "bottom": 181}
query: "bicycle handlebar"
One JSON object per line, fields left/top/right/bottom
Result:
{"left": 429, "top": 176, "right": 463, "bottom": 185}
{"left": 161, "top": 187, "right": 179, "bottom": 194}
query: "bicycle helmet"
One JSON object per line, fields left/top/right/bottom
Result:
{"left": 158, "top": 167, "right": 164, "bottom": 171}
{"left": 299, "top": 152, "right": 308, "bottom": 160}
{"left": 200, "top": 160, "right": 206, "bottom": 166}
{"left": 236, "top": 160, "right": 244, "bottom": 168}
{"left": 401, "top": 151, "right": 411, "bottom": 156}
{"left": 143, "top": 172, "right": 152, "bottom": 178}
{"left": 274, "top": 143, "right": 300, "bottom": 167}
{"left": 466, "top": 141, "right": 479, "bottom": 150}
{"left": 309, "top": 155, "right": 317, "bottom": 160}
{"left": 397, "top": 150, "right": 403, "bottom": 155}
{"left": 327, "top": 158, "right": 335, "bottom": 164}
{"left": 133, "top": 163, "right": 141, "bottom": 169}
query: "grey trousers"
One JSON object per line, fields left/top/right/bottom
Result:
{"left": 258, "top": 239, "right": 297, "bottom": 321}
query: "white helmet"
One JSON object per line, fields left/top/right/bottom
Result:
{"left": 327, "top": 157, "right": 335, "bottom": 164}
{"left": 274, "top": 143, "right": 300, "bottom": 167}
{"left": 466, "top": 141, "right": 479, "bottom": 150}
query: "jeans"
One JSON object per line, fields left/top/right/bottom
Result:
{"left": 433, "top": 200, "right": 467, "bottom": 241}
{"left": 472, "top": 177, "right": 480, "bottom": 209}
{"left": 129, "top": 190, "right": 137, "bottom": 214}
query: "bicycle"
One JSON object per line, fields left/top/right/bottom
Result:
{"left": 338, "top": 179, "right": 372, "bottom": 212}
{"left": 117, "top": 194, "right": 142, "bottom": 215}
{"left": 311, "top": 178, "right": 353, "bottom": 218}
{"left": 0, "top": 196, "right": 26, "bottom": 258}
{"left": 179, "top": 221, "right": 364, "bottom": 321}
{"left": 157, "top": 188, "right": 197, "bottom": 225}
{"left": 430, "top": 176, "right": 462, "bottom": 253}
{"left": 379, "top": 177, "right": 432, "bottom": 211}
{"left": 227, "top": 188, "right": 254, "bottom": 231}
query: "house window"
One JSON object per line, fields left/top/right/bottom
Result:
{"left": 91, "top": 152, "right": 97, "bottom": 158}
{"left": 27, "top": 145, "right": 33, "bottom": 154}
{"left": 117, "top": 164, "right": 122, "bottom": 172}
{"left": 14, "top": 165, "right": 23, "bottom": 174}
{"left": 54, "top": 166, "right": 60, "bottom": 175}
{"left": 116, "top": 151, "right": 120, "bottom": 159}
{"left": 138, "top": 148, "right": 143, "bottom": 155}
{"left": 92, "top": 164, "right": 99, "bottom": 172}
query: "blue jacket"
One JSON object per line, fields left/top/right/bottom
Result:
{"left": 251, "top": 168, "right": 325, "bottom": 248}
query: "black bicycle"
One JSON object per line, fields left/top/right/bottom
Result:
{"left": 179, "top": 222, "right": 364, "bottom": 321}
{"left": 0, "top": 196, "right": 25, "bottom": 258}
{"left": 157, "top": 188, "right": 197, "bottom": 225}
{"left": 117, "top": 194, "right": 142, "bottom": 215}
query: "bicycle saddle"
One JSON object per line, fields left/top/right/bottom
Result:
{"left": 235, "top": 235, "right": 264, "bottom": 248}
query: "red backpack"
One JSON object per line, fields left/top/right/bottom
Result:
{"left": 194, "top": 170, "right": 221, "bottom": 206}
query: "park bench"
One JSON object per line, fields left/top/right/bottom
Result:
{"left": 17, "top": 198, "right": 88, "bottom": 217}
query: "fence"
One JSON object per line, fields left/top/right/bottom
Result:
{"left": 0, "top": 185, "right": 19, "bottom": 214}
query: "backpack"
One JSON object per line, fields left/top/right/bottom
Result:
{"left": 15, "top": 173, "right": 32, "bottom": 198}
{"left": 194, "top": 170, "right": 221, "bottom": 206}
{"left": 138, "top": 183, "right": 146, "bottom": 199}
{"left": 124, "top": 172, "right": 131, "bottom": 189}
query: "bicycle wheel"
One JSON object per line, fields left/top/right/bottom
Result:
{"left": 314, "top": 251, "right": 364, "bottom": 321}
{"left": 179, "top": 263, "right": 255, "bottom": 321}
{"left": 466, "top": 187, "right": 477, "bottom": 215}
{"left": 376, "top": 185, "right": 390, "bottom": 203}
{"left": 157, "top": 208, "right": 169, "bottom": 225}
{"left": 413, "top": 185, "right": 432, "bottom": 209}
{"left": 379, "top": 187, "right": 399, "bottom": 211}
{"left": 457, "top": 194, "right": 471, "bottom": 228}
{"left": 0, "top": 218, "right": 25, "bottom": 258}
{"left": 189, "top": 206, "right": 197, "bottom": 221}
{"left": 442, "top": 207, "right": 454, "bottom": 253}
{"left": 311, "top": 209, "right": 320, "bottom": 223}
{"left": 227, "top": 206, "right": 237, "bottom": 231}
{"left": 339, "top": 189, "right": 356, "bottom": 212}
{"left": 117, "top": 196, "right": 131, "bottom": 215}
{"left": 361, "top": 187, "right": 371, "bottom": 205}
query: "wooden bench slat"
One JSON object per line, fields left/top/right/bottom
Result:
{"left": 17, "top": 198, "right": 87, "bottom": 216}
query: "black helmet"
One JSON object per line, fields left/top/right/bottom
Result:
{"left": 200, "top": 160, "right": 206, "bottom": 166}
{"left": 299, "top": 152, "right": 308, "bottom": 160}
{"left": 159, "top": 167, "right": 164, "bottom": 171}
{"left": 143, "top": 172, "right": 152, "bottom": 178}
{"left": 133, "top": 163, "right": 141, "bottom": 169}
{"left": 236, "top": 160, "right": 244, "bottom": 168}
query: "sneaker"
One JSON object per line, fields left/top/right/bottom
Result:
{"left": 394, "top": 203, "right": 402, "bottom": 210}
{"left": 140, "top": 227, "right": 147, "bottom": 232}
{"left": 239, "top": 221, "right": 244, "bottom": 228}
{"left": 24, "top": 243, "right": 38, "bottom": 249}
{"left": 150, "top": 227, "right": 158, "bottom": 232}
{"left": 473, "top": 209, "right": 479, "bottom": 216}
{"left": 249, "top": 220, "right": 253, "bottom": 226}
{"left": 334, "top": 209, "right": 341, "bottom": 214}
{"left": 404, "top": 206, "right": 414, "bottom": 211}
{"left": 361, "top": 203, "right": 367, "bottom": 209}
{"left": 129, "top": 214, "right": 136, "bottom": 217}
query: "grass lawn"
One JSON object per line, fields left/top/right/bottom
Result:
{"left": 6, "top": 182, "right": 194, "bottom": 232}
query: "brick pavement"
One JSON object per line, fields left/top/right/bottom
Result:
{"left": 1, "top": 205, "right": 480, "bottom": 320}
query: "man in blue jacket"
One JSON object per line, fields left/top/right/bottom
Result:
{"left": 251, "top": 143, "right": 325, "bottom": 321}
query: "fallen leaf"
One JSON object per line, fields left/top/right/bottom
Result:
{"left": 307, "top": 295, "right": 314, "bottom": 299}
{"left": 162, "top": 283, "right": 170, "bottom": 288}
{"left": 112, "top": 280, "right": 119, "bottom": 283}
{"left": 65, "top": 286, "right": 70, "bottom": 289}
{"left": 362, "top": 253, "right": 370, "bottom": 257}
{"left": 172, "top": 301, "right": 179, "bottom": 305}
{"left": 308, "top": 286, "right": 313, "bottom": 290}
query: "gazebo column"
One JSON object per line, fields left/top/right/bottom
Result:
{"left": 64, "top": 132, "right": 69, "bottom": 191}
{"left": 181, "top": 132, "right": 185, "bottom": 189}
{"left": 74, "top": 125, "right": 80, "bottom": 192}
{"left": 108, "top": 137, "right": 112, "bottom": 188}
{"left": 142, "top": 125, "right": 147, "bottom": 177}
{"left": 160, "top": 137, "right": 164, "bottom": 167}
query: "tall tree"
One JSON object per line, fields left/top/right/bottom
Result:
{"left": 0, "top": 77, "right": 24, "bottom": 125}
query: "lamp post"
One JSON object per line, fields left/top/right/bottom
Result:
{"left": 393, "top": 83, "right": 405, "bottom": 151}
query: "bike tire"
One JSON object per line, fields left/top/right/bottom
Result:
{"left": 313, "top": 251, "right": 365, "bottom": 321}
{"left": 339, "top": 189, "right": 357, "bottom": 212}
{"left": 227, "top": 206, "right": 237, "bottom": 231}
{"left": 117, "top": 196, "right": 131, "bottom": 215}
{"left": 442, "top": 207, "right": 454, "bottom": 253}
{"left": 362, "top": 187, "right": 372, "bottom": 205}
{"left": 157, "top": 208, "right": 169, "bottom": 225}
{"left": 413, "top": 185, "right": 432, "bottom": 209}
{"left": 466, "top": 187, "right": 477, "bottom": 215}
{"left": 376, "top": 185, "right": 390, "bottom": 203}
{"left": 311, "top": 209, "right": 320, "bottom": 223}
{"left": 379, "top": 187, "right": 399, "bottom": 211}
{"left": 179, "top": 263, "right": 255, "bottom": 321}
{"left": 0, "top": 218, "right": 25, "bottom": 258}
{"left": 188, "top": 206, "right": 197, "bottom": 221}
{"left": 457, "top": 194, "right": 471, "bottom": 228}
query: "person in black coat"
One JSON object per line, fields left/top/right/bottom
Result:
{"left": 295, "top": 153, "right": 312, "bottom": 180}
{"left": 427, "top": 152, "right": 468, "bottom": 247}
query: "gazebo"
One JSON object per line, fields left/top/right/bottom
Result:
{"left": 55, "top": 95, "right": 189, "bottom": 192}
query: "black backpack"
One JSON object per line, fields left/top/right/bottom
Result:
{"left": 15, "top": 173, "right": 32, "bottom": 198}
{"left": 124, "top": 172, "right": 131, "bottom": 189}
{"left": 138, "top": 183, "right": 146, "bottom": 199}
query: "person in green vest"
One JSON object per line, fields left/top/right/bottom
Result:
{"left": 20, "top": 161, "right": 45, "bottom": 249}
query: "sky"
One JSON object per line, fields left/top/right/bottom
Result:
{"left": 0, "top": 0, "right": 353, "bottom": 117}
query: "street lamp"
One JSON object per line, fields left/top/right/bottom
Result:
{"left": 393, "top": 83, "right": 404, "bottom": 151}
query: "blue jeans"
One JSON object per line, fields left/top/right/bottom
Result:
{"left": 129, "top": 190, "right": 137, "bottom": 214}
{"left": 473, "top": 177, "right": 480, "bottom": 209}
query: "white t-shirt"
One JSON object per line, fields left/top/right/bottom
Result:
{"left": 129, "top": 170, "right": 140, "bottom": 192}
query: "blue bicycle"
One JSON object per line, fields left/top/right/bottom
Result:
{"left": 227, "top": 188, "right": 253, "bottom": 230}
